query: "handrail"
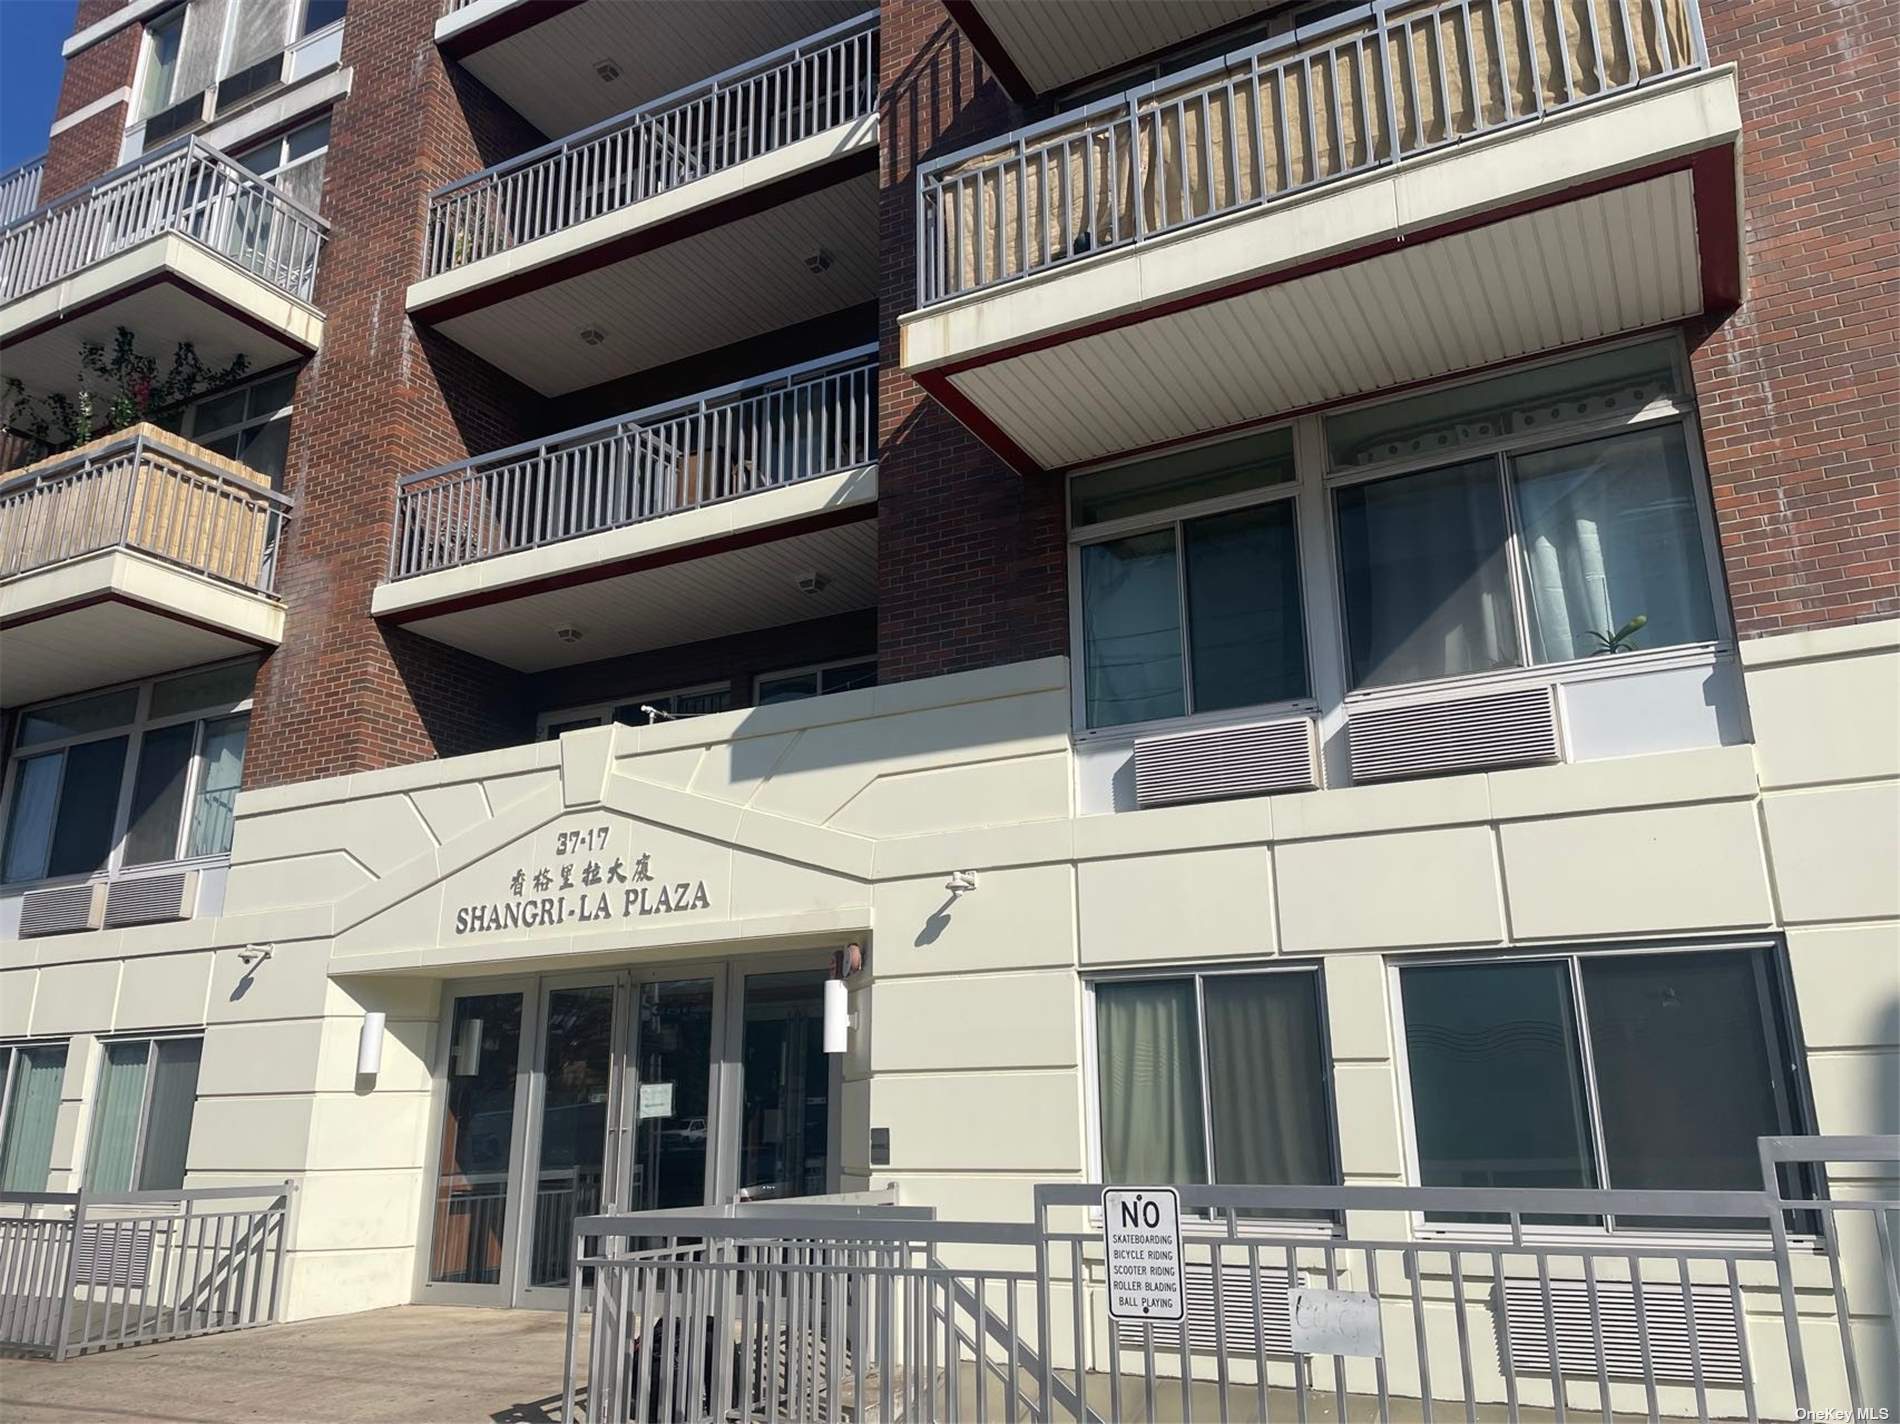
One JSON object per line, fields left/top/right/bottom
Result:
{"left": 0, "top": 428, "right": 294, "bottom": 594}
{"left": 914, "top": 0, "right": 1707, "bottom": 306}
{"left": 422, "top": 11, "right": 877, "bottom": 276}
{"left": 387, "top": 346, "right": 877, "bottom": 580}
{"left": 0, "top": 135, "right": 328, "bottom": 306}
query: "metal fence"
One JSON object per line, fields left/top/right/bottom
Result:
{"left": 0, "top": 136, "right": 326, "bottom": 306}
{"left": 0, "top": 155, "right": 43, "bottom": 228}
{"left": 388, "top": 346, "right": 877, "bottom": 580}
{"left": 915, "top": 0, "right": 1707, "bottom": 305}
{"left": 0, "top": 429, "right": 294, "bottom": 595}
{"left": 0, "top": 1182, "right": 293, "bottom": 1361}
{"left": 423, "top": 12, "right": 877, "bottom": 277}
{"left": 561, "top": 1135, "right": 1896, "bottom": 1422}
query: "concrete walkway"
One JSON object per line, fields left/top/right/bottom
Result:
{"left": 0, "top": 1306, "right": 576, "bottom": 1424}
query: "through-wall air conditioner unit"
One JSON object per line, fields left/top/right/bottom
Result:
{"left": 1347, "top": 685, "right": 1561, "bottom": 782}
{"left": 1499, "top": 1278, "right": 1745, "bottom": 1386}
{"left": 104, "top": 869, "right": 200, "bottom": 928}
{"left": 216, "top": 53, "right": 287, "bottom": 114}
{"left": 18, "top": 882, "right": 107, "bottom": 937}
{"left": 143, "top": 91, "right": 210, "bottom": 149}
{"left": 1133, "top": 717, "right": 1319, "bottom": 809}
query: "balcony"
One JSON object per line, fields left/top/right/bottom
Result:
{"left": 902, "top": 0, "right": 1740, "bottom": 473}
{"left": 0, "top": 426, "right": 292, "bottom": 707}
{"left": 0, "top": 138, "right": 326, "bottom": 404}
{"left": 372, "top": 348, "right": 878, "bottom": 670}
{"left": 435, "top": 0, "right": 870, "bottom": 139}
{"left": 409, "top": 13, "right": 877, "bottom": 395}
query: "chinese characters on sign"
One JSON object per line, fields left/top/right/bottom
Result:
{"left": 452, "top": 823, "right": 712, "bottom": 935}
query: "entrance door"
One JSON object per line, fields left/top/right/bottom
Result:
{"left": 731, "top": 968, "right": 839, "bottom": 1203}
{"left": 624, "top": 976, "right": 719, "bottom": 1213}
{"left": 421, "top": 983, "right": 531, "bottom": 1306}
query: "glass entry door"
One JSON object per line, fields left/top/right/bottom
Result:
{"left": 423, "top": 986, "right": 529, "bottom": 1305}
{"left": 420, "top": 960, "right": 841, "bottom": 1308}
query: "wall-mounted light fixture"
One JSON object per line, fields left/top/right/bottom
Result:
{"left": 824, "top": 941, "right": 864, "bottom": 1055}
{"left": 945, "top": 871, "right": 977, "bottom": 896}
{"left": 357, "top": 1012, "right": 386, "bottom": 1077}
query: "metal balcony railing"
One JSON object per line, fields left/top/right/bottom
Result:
{"left": 388, "top": 347, "right": 878, "bottom": 580}
{"left": 422, "top": 11, "right": 877, "bottom": 278}
{"left": 916, "top": 0, "right": 1707, "bottom": 306}
{"left": 0, "top": 155, "right": 43, "bottom": 228}
{"left": 0, "top": 427, "right": 294, "bottom": 596}
{"left": 0, "top": 137, "right": 327, "bottom": 307}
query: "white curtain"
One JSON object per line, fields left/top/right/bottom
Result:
{"left": 226, "top": 0, "right": 293, "bottom": 74}
{"left": 1097, "top": 980, "right": 1207, "bottom": 1184}
{"left": 173, "top": 0, "right": 229, "bottom": 100}
{"left": 187, "top": 715, "right": 248, "bottom": 859}
{"left": 0, "top": 1047, "right": 68, "bottom": 1192}
{"left": 1081, "top": 532, "right": 1185, "bottom": 727}
{"left": 1515, "top": 425, "right": 1715, "bottom": 663}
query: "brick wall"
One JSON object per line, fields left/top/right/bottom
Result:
{"left": 39, "top": 21, "right": 137, "bottom": 201}
{"left": 1687, "top": 0, "right": 1898, "bottom": 637}
{"left": 874, "top": 0, "right": 1068, "bottom": 686}
{"left": 533, "top": 610, "right": 878, "bottom": 719}
{"left": 243, "top": 6, "right": 546, "bottom": 788}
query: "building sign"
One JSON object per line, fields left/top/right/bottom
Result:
{"left": 1102, "top": 1187, "right": 1184, "bottom": 1322}
{"left": 451, "top": 822, "right": 712, "bottom": 935}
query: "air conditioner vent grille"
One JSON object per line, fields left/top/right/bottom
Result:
{"left": 19, "top": 883, "right": 105, "bottom": 937}
{"left": 104, "top": 870, "right": 198, "bottom": 928}
{"left": 1348, "top": 685, "right": 1560, "bottom": 781}
{"left": 1500, "top": 1278, "right": 1744, "bottom": 1386}
{"left": 1116, "top": 1263, "right": 1297, "bottom": 1355}
{"left": 1134, "top": 718, "right": 1319, "bottom": 809}
{"left": 144, "top": 91, "right": 208, "bottom": 148}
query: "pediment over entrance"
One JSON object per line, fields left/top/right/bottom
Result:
{"left": 327, "top": 757, "right": 875, "bottom": 971}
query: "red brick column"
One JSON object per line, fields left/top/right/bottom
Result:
{"left": 38, "top": 1, "right": 139, "bottom": 202}
{"left": 1691, "top": 0, "right": 1899, "bottom": 638}
{"left": 874, "top": 0, "right": 1069, "bottom": 686}
{"left": 243, "top": 4, "right": 544, "bottom": 788}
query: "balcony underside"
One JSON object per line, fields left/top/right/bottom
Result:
{"left": 902, "top": 69, "right": 1741, "bottom": 474}
{"left": 1, "top": 548, "right": 284, "bottom": 707}
{"left": 409, "top": 124, "right": 877, "bottom": 397}
{"left": 948, "top": 0, "right": 1271, "bottom": 97}
{"left": 438, "top": 0, "right": 869, "bottom": 137}
{"left": 0, "top": 234, "right": 324, "bottom": 403}
{"left": 373, "top": 465, "right": 877, "bottom": 672}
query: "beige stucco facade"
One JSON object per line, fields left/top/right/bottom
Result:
{"left": 1, "top": 616, "right": 1894, "bottom": 1410}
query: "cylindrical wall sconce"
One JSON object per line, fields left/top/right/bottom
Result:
{"left": 823, "top": 977, "right": 849, "bottom": 1055}
{"left": 357, "top": 1011, "right": 386, "bottom": 1077}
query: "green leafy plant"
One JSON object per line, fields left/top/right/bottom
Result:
{"left": 3, "top": 327, "right": 250, "bottom": 458}
{"left": 1584, "top": 613, "right": 1648, "bottom": 654}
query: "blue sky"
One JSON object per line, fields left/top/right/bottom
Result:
{"left": 2, "top": 0, "right": 78, "bottom": 172}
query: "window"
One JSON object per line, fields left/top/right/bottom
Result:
{"left": 300, "top": 0, "right": 346, "bottom": 35}
{"left": 1328, "top": 340, "right": 1720, "bottom": 691}
{"left": 140, "top": 6, "right": 187, "bottom": 116}
{"left": 1094, "top": 970, "right": 1335, "bottom": 1197}
{"left": 539, "top": 684, "right": 734, "bottom": 739}
{"left": 85, "top": 1037, "right": 204, "bottom": 1193}
{"left": 1398, "top": 945, "right": 1807, "bottom": 1226}
{"left": 1, "top": 663, "right": 255, "bottom": 886}
{"left": 171, "top": 369, "right": 298, "bottom": 485}
{"left": 234, "top": 114, "right": 330, "bottom": 216}
{"left": 756, "top": 660, "right": 877, "bottom": 706}
{"left": 0, "top": 1044, "right": 69, "bottom": 1192}
{"left": 1071, "top": 428, "right": 1307, "bottom": 729}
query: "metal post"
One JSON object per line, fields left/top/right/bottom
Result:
{"left": 49, "top": 1192, "right": 85, "bottom": 1363}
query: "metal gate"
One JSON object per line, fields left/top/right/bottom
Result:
{"left": 561, "top": 1134, "right": 1897, "bottom": 1421}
